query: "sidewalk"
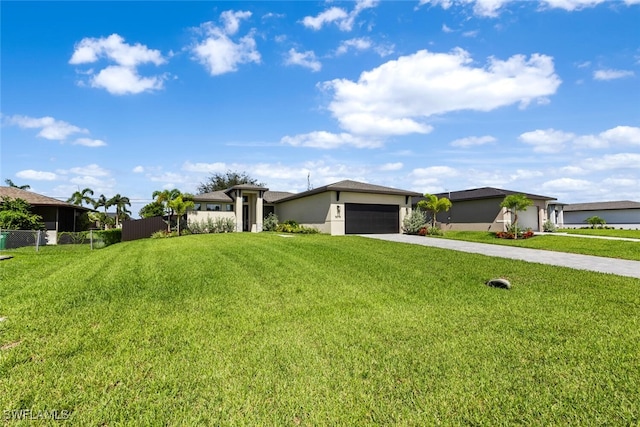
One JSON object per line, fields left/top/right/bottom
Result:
{"left": 535, "top": 232, "right": 640, "bottom": 242}
{"left": 361, "top": 234, "right": 640, "bottom": 279}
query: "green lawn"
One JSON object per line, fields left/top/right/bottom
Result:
{"left": 559, "top": 228, "right": 640, "bottom": 239}
{"left": 1, "top": 234, "right": 639, "bottom": 425}
{"left": 442, "top": 231, "right": 640, "bottom": 261}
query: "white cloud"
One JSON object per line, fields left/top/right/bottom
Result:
{"left": 182, "top": 161, "right": 229, "bottom": 173}
{"left": 90, "top": 66, "right": 166, "bottom": 95}
{"left": 301, "top": 0, "right": 378, "bottom": 31}
{"left": 542, "top": 177, "right": 592, "bottom": 192}
{"left": 379, "top": 162, "right": 404, "bottom": 171}
{"left": 509, "top": 169, "right": 543, "bottom": 180}
{"left": 191, "top": 13, "right": 261, "bottom": 76}
{"left": 68, "top": 164, "right": 110, "bottom": 177}
{"left": 5, "top": 115, "right": 88, "bottom": 140}
{"left": 519, "top": 128, "right": 575, "bottom": 153}
{"left": 324, "top": 48, "right": 560, "bottom": 136}
{"left": 541, "top": 0, "right": 605, "bottom": 11}
{"left": 70, "top": 176, "right": 107, "bottom": 187}
{"left": 69, "top": 33, "right": 167, "bottom": 95}
{"left": 450, "top": 135, "right": 496, "bottom": 147}
{"left": 411, "top": 166, "right": 459, "bottom": 178}
{"left": 73, "top": 137, "right": 107, "bottom": 147}
{"left": 593, "top": 69, "right": 635, "bottom": 81}
{"left": 133, "top": 166, "right": 145, "bottom": 173}
{"left": 336, "top": 37, "right": 372, "bottom": 56}
{"left": 420, "top": 0, "right": 510, "bottom": 17}
{"left": 582, "top": 153, "right": 640, "bottom": 171}
{"left": 301, "top": 7, "right": 348, "bottom": 30}
{"left": 599, "top": 126, "right": 640, "bottom": 145}
{"left": 16, "top": 169, "right": 57, "bottom": 181}
{"left": 285, "top": 49, "right": 322, "bottom": 72}
{"left": 220, "top": 10, "right": 252, "bottom": 35}
{"left": 442, "top": 24, "right": 454, "bottom": 33}
{"left": 281, "top": 131, "right": 381, "bottom": 149}
{"left": 602, "top": 177, "right": 638, "bottom": 188}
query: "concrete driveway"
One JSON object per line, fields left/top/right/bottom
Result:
{"left": 361, "top": 234, "right": 640, "bottom": 279}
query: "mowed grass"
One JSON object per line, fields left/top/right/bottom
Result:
{"left": 1, "top": 234, "right": 639, "bottom": 425}
{"left": 443, "top": 231, "right": 640, "bottom": 261}
{"left": 560, "top": 228, "right": 640, "bottom": 239}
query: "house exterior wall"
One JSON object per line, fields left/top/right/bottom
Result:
{"left": 276, "top": 191, "right": 411, "bottom": 235}
{"left": 275, "top": 192, "right": 332, "bottom": 233}
{"left": 187, "top": 210, "right": 236, "bottom": 225}
{"left": 563, "top": 209, "right": 640, "bottom": 229}
{"left": 436, "top": 198, "right": 548, "bottom": 231}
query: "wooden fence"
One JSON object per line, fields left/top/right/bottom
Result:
{"left": 121, "top": 216, "right": 167, "bottom": 241}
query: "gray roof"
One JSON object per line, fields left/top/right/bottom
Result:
{"left": 192, "top": 191, "right": 233, "bottom": 203}
{"left": 275, "top": 180, "right": 422, "bottom": 203}
{"left": 413, "top": 187, "right": 556, "bottom": 204}
{"left": 227, "top": 184, "right": 269, "bottom": 191}
{"left": 0, "top": 186, "right": 91, "bottom": 210}
{"left": 264, "top": 191, "right": 294, "bottom": 203}
{"left": 564, "top": 200, "right": 640, "bottom": 212}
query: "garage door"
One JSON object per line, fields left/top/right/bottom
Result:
{"left": 518, "top": 206, "right": 539, "bottom": 231}
{"left": 345, "top": 203, "right": 399, "bottom": 234}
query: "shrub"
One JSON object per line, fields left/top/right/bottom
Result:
{"left": 403, "top": 209, "right": 427, "bottom": 235}
{"left": 275, "top": 220, "right": 319, "bottom": 234}
{"left": 543, "top": 220, "right": 557, "bottom": 232}
{"left": 187, "top": 217, "right": 236, "bottom": 234}
{"left": 495, "top": 228, "right": 535, "bottom": 240}
{"left": 57, "top": 231, "right": 89, "bottom": 245}
{"left": 426, "top": 226, "right": 443, "bottom": 236}
{"left": 94, "top": 229, "right": 121, "bottom": 246}
{"left": 263, "top": 212, "right": 279, "bottom": 232}
{"left": 151, "top": 230, "right": 179, "bottom": 239}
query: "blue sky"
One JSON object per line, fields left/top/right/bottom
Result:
{"left": 2, "top": 0, "right": 639, "bottom": 216}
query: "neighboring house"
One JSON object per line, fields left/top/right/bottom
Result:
{"left": 413, "top": 187, "right": 557, "bottom": 232}
{"left": 0, "top": 186, "right": 91, "bottom": 243}
{"left": 190, "top": 180, "right": 421, "bottom": 235}
{"left": 562, "top": 201, "right": 640, "bottom": 229}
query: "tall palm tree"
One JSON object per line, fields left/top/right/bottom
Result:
{"left": 417, "top": 194, "right": 453, "bottom": 228}
{"left": 108, "top": 194, "right": 131, "bottom": 228}
{"left": 168, "top": 195, "right": 194, "bottom": 236}
{"left": 4, "top": 179, "right": 31, "bottom": 190}
{"left": 67, "top": 188, "right": 95, "bottom": 207}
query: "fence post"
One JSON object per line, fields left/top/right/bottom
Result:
{"left": 90, "top": 229, "right": 93, "bottom": 250}
{"left": 35, "top": 230, "right": 40, "bottom": 252}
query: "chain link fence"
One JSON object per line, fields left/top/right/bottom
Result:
{"left": 0, "top": 229, "right": 47, "bottom": 251}
{"left": 0, "top": 229, "right": 108, "bottom": 251}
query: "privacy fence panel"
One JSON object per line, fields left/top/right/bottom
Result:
{"left": 121, "top": 216, "right": 167, "bottom": 241}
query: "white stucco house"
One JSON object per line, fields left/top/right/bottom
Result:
{"left": 189, "top": 180, "right": 421, "bottom": 235}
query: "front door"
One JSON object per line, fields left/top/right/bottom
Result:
{"left": 243, "top": 205, "right": 249, "bottom": 231}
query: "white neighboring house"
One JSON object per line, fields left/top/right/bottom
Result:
{"left": 188, "top": 180, "right": 421, "bottom": 235}
{"left": 562, "top": 201, "right": 640, "bottom": 229}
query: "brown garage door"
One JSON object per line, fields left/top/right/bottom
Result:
{"left": 345, "top": 203, "right": 399, "bottom": 234}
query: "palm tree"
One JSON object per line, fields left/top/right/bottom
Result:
{"left": 67, "top": 188, "right": 95, "bottom": 207}
{"left": 4, "top": 179, "right": 30, "bottom": 190}
{"left": 417, "top": 194, "right": 453, "bottom": 228}
{"left": 168, "top": 195, "right": 194, "bottom": 236}
{"left": 500, "top": 194, "right": 533, "bottom": 239}
{"left": 108, "top": 194, "right": 131, "bottom": 228}
{"left": 92, "top": 194, "right": 112, "bottom": 229}
{"left": 153, "top": 188, "right": 181, "bottom": 231}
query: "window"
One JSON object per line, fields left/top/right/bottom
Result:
{"left": 191, "top": 203, "right": 202, "bottom": 211}
{"left": 225, "top": 204, "right": 234, "bottom": 211}
{"left": 206, "top": 203, "right": 221, "bottom": 211}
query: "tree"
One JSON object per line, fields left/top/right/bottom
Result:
{"left": 168, "top": 195, "right": 194, "bottom": 236}
{"left": 417, "top": 194, "right": 452, "bottom": 228}
{"left": 197, "top": 171, "right": 265, "bottom": 194}
{"left": 67, "top": 188, "right": 95, "bottom": 207}
{"left": 107, "top": 194, "right": 131, "bottom": 228}
{"left": 152, "top": 188, "right": 181, "bottom": 215}
{"left": 585, "top": 215, "right": 606, "bottom": 229}
{"left": 88, "top": 211, "right": 114, "bottom": 230}
{"left": 139, "top": 201, "right": 166, "bottom": 218}
{"left": 94, "top": 194, "right": 110, "bottom": 213}
{"left": 4, "top": 179, "right": 31, "bottom": 190}
{"left": 0, "top": 197, "right": 44, "bottom": 229}
{"left": 500, "top": 194, "right": 533, "bottom": 239}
